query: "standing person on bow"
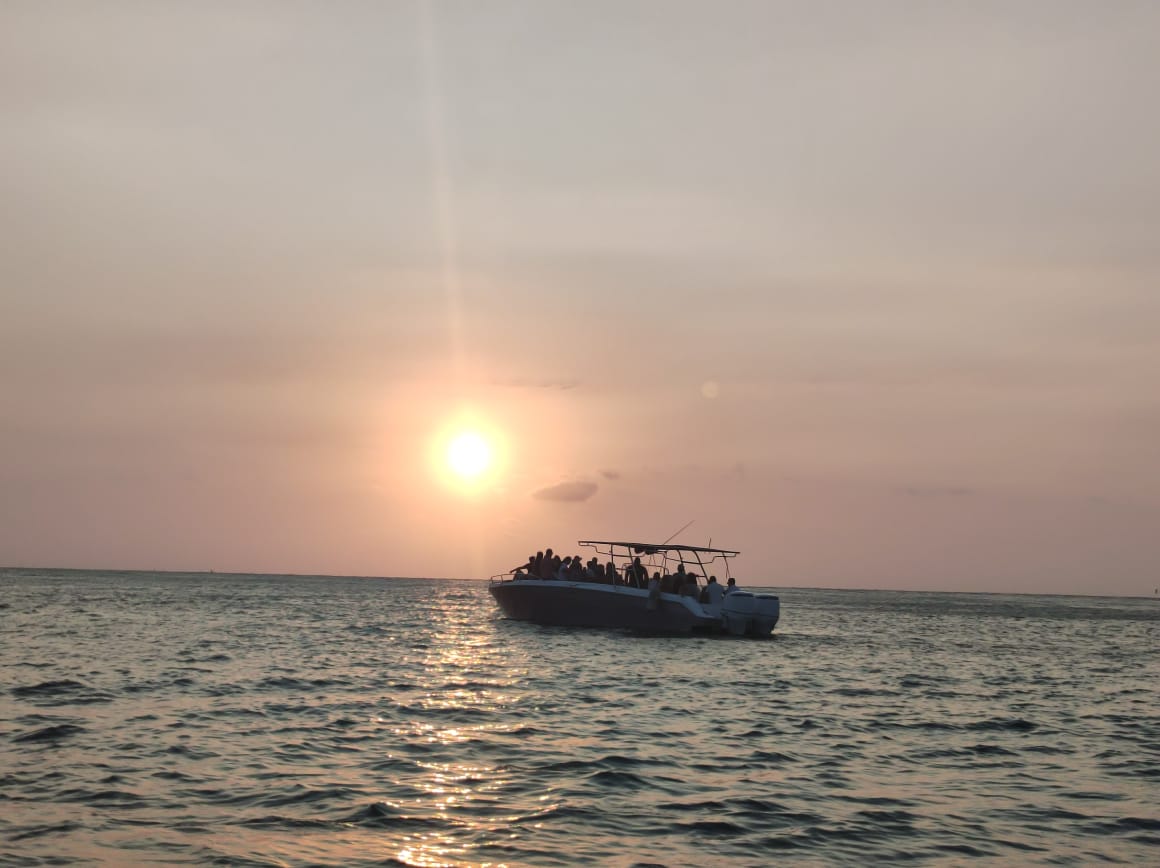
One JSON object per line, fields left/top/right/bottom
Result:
{"left": 630, "top": 556, "right": 648, "bottom": 588}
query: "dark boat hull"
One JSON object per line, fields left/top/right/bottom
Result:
{"left": 489, "top": 579, "right": 716, "bottom": 633}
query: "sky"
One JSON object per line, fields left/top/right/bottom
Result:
{"left": 2, "top": 1, "right": 1158, "bottom": 594}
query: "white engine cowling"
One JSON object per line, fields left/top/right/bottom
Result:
{"left": 752, "top": 594, "right": 780, "bottom": 636}
{"left": 721, "top": 591, "right": 756, "bottom": 636}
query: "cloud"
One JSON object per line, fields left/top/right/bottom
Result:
{"left": 600, "top": 469, "right": 621, "bottom": 480}
{"left": 533, "top": 480, "right": 598, "bottom": 502}
{"left": 894, "top": 484, "right": 975, "bottom": 498}
{"left": 495, "top": 377, "right": 580, "bottom": 391}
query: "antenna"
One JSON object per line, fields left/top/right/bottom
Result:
{"left": 661, "top": 520, "right": 694, "bottom": 546}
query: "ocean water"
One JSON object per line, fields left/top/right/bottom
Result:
{"left": 1, "top": 570, "right": 1157, "bottom": 866}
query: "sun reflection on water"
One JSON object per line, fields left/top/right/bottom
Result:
{"left": 371, "top": 594, "right": 550, "bottom": 868}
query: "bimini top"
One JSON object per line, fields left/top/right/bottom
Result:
{"left": 578, "top": 540, "right": 740, "bottom": 557}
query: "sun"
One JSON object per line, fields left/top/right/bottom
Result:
{"left": 446, "top": 431, "right": 492, "bottom": 479}
{"left": 429, "top": 414, "right": 507, "bottom": 493}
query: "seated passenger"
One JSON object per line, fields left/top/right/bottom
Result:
{"left": 683, "top": 573, "right": 699, "bottom": 597}
{"left": 703, "top": 575, "right": 725, "bottom": 605}
{"left": 724, "top": 577, "right": 738, "bottom": 594}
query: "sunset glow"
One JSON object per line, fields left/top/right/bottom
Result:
{"left": 1, "top": 3, "right": 1156, "bottom": 594}
{"left": 446, "top": 431, "right": 491, "bottom": 479}
{"left": 427, "top": 415, "right": 508, "bottom": 499}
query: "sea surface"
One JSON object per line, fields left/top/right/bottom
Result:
{"left": 1, "top": 570, "right": 1157, "bottom": 866}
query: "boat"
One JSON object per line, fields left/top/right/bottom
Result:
{"left": 488, "top": 540, "right": 780, "bottom": 636}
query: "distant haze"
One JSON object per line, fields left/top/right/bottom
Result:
{"left": 2, "top": 2, "right": 1158, "bottom": 594}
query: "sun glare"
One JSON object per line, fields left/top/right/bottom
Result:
{"left": 446, "top": 431, "right": 491, "bottom": 479}
{"left": 428, "top": 412, "right": 508, "bottom": 494}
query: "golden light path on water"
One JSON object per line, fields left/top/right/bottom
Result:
{"left": 380, "top": 586, "right": 555, "bottom": 867}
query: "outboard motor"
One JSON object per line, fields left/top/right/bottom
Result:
{"left": 752, "top": 594, "right": 780, "bottom": 636}
{"left": 721, "top": 591, "right": 756, "bottom": 636}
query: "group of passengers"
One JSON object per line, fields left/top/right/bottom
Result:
{"left": 516, "top": 549, "right": 620, "bottom": 584}
{"left": 513, "top": 549, "right": 739, "bottom": 603}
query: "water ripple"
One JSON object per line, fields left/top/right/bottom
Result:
{"left": 1, "top": 571, "right": 1156, "bottom": 865}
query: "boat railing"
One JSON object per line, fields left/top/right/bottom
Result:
{"left": 490, "top": 570, "right": 545, "bottom": 584}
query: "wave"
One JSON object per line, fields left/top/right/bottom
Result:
{"left": 9, "top": 680, "right": 113, "bottom": 705}
{"left": 965, "top": 716, "right": 1039, "bottom": 732}
{"left": 11, "top": 723, "right": 86, "bottom": 743}
{"left": 7, "top": 821, "right": 84, "bottom": 842}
